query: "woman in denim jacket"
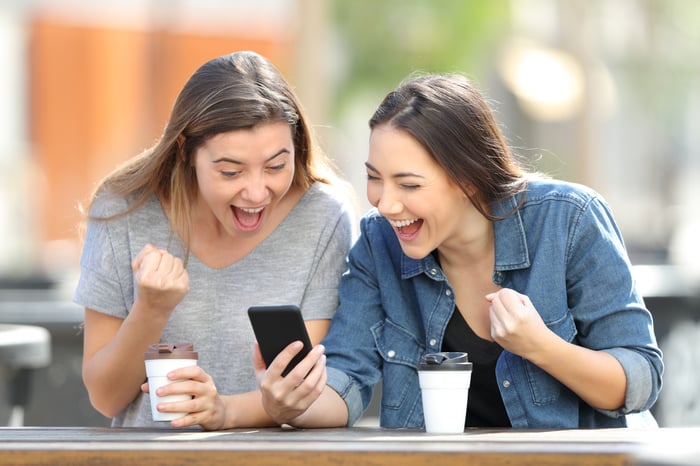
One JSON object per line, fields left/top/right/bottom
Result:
{"left": 257, "top": 73, "right": 663, "bottom": 429}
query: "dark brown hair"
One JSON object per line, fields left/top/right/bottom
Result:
{"left": 369, "top": 73, "right": 528, "bottom": 220}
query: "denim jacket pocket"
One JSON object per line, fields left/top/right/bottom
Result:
{"left": 524, "top": 311, "right": 578, "bottom": 405}
{"left": 371, "top": 319, "right": 425, "bottom": 410}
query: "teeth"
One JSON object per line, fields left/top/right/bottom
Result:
{"left": 240, "top": 207, "right": 264, "bottom": 214}
{"left": 389, "top": 218, "right": 419, "bottom": 228}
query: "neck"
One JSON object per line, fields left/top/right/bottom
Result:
{"left": 437, "top": 219, "right": 494, "bottom": 270}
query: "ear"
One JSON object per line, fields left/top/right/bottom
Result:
{"left": 176, "top": 135, "right": 187, "bottom": 163}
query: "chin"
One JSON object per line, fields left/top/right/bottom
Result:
{"left": 399, "top": 245, "right": 430, "bottom": 260}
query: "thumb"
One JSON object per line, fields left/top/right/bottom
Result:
{"left": 252, "top": 341, "right": 267, "bottom": 371}
{"left": 132, "top": 243, "right": 156, "bottom": 272}
{"left": 252, "top": 341, "right": 267, "bottom": 385}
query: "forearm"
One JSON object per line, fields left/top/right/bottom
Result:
{"left": 286, "top": 386, "right": 349, "bottom": 428}
{"left": 83, "top": 304, "right": 170, "bottom": 417}
{"left": 527, "top": 333, "right": 626, "bottom": 410}
{"left": 219, "top": 391, "right": 278, "bottom": 428}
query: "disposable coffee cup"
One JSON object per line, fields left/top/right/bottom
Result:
{"left": 144, "top": 342, "right": 198, "bottom": 421}
{"left": 417, "top": 351, "right": 473, "bottom": 434}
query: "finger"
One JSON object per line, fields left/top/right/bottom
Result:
{"left": 170, "top": 413, "right": 196, "bottom": 429}
{"left": 141, "top": 381, "right": 150, "bottom": 394}
{"left": 498, "top": 288, "right": 526, "bottom": 311}
{"left": 288, "top": 356, "right": 327, "bottom": 408}
{"left": 157, "top": 252, "right": 173, "bottom": 272}
{"left": 157, "top": 397, "right": 193, "bottom": 416}
{"left": 167, "top": 365, "right": 206, "bottom": 382}
{"left": 171, "top": 258, "right": 188, "bottom": 286}
{"left": 295, "top": 354, "right": 327, "bottom": 392}
{"left": 138, "top": 249, "right": 164, "bottom": 275}
{"left": 172, "top": 256, "right": 186, "bottom": 276}
{"left": 156, "top": 378, "right": 198, "bottom": 397}
{"left": 488, "top": 298, "right": 507, "bottom": 339}
{"left": 252, "top": 341, "right": 267, "bottom": 371}
{"left": 284, "top": 344, "right": 325, "bottom": 385}
{"left": 267, "top": 340, "right": 307, "bottom": 378}
{"left": 487, "top": 290, "right": 506, "bottom": 317}
{"left": 132, "top": 243, "right": 156, "bottom": 271}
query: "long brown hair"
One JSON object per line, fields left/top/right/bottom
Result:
{"left": 84, "top": 50, "right": 342, "bottom": 258}
{"left": 369, "top": 73, "right": 529, "bottom": 220}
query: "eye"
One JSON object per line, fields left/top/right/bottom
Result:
{"left": 220, "top": 170, "right": 239, "bottom": 178}
{"left": 366, "top": 173, "right": 380, "bottom": 181}
{"left": 266, "top": 163, "right": 286, "bottom": 172}
{"left": 400, "top": 184, "right": 420, "bottom": 190}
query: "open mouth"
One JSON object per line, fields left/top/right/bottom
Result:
{"left": 232, "top": 206, "right": 265, "bottom": 232}
{"left": 389, "top": 217, "right": 423, "bottom": 240}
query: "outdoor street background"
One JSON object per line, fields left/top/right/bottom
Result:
{"left": 1, "top": 0, "right": 698, "bottom": 427}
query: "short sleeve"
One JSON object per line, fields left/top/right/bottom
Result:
{"left": 73, "top": 195, "right": 134, "bottom": 318}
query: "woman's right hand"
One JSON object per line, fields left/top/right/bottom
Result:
{"left": 255, "top": 341, "right": 327, "bottom": 425}
{"left": 132, "top": 243, "right": 189, "bottom": 316}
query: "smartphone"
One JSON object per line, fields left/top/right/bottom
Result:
{"left": 248, "top": 304, "right": 313, "bottom": 377}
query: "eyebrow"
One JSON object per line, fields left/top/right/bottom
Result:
{"left": 364, "top": 161, "right": 425, "bottom": 179}
{"left": 212, "top": 148, "right": 290, "bottom": 165}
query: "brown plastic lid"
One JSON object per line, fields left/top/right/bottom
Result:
{"left": 144, "top": 342, "right": 198, "bottom": 360}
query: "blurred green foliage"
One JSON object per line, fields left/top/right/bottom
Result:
{"left": 330, "top": 0, "right": 511, "bottom": 115}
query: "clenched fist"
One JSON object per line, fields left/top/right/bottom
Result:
{"left": 132, "top": 243, "right": 189, "bottom": 316}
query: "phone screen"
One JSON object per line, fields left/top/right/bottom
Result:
{"left": 248, "top": 305, "right": 313, "bottom": 377}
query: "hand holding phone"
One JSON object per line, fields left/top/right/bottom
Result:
{"left": 248, "top": 305, "right": 313, "bottom": 377}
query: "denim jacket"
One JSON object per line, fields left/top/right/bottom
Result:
{"left": 323, "top": 178, "right": 663, "bottom": 429}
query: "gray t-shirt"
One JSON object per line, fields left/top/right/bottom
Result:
{"left": 74, "top": 182, "right": 355, "bottom": 427}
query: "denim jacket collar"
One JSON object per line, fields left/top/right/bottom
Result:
{"left": 492, "top": 195, "right": 531, "bottom": 272}
{"left": 400, "top": 195, "right": 531, "bottom": 280}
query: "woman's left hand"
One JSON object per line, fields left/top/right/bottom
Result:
{"left": 485, "top": 288, "right": 554, "bottom": 359}
{"left": 140, "top": 366, "right": 227, "bottom": 430}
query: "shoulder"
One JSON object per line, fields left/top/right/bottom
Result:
{"left": 88, "top": 192, "right": 165, "bottom": 234}
{"left": 514, "top": 178, "right": 620, "bottom": 238}
{"left": 293, "top": 182, "right": 357, "bottom": 233}
{"left": 88, "top": 192, "right": 131, "bottom": 218}
{"left": 275, "top": 183, "right": 357, "bottom": 243}
{"left": 520, "top": 178, "right": 606, "bottom": 211}
{"left": 302, "top": 182, "right": 355, "bottom": 214}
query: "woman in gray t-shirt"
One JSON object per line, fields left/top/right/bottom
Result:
{"left": 74, "top": 51, "right": 355, "bottom": 430}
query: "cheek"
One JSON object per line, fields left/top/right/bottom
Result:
{"left": 277, "top": 168, "right": 296, "bottom": 190}
{"left": 366, "top": 184, "right": 380, "bottom": 207}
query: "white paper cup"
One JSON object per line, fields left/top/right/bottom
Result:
{"left": 144, "top": 343, "right": 198, "bottom": 422}
{"left": 417, "top": 352, "right": 472, "bottom": 434}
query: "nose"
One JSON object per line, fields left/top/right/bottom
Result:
{"left": 375, "top": 186, "right": 402, "bottom": 217}
{"left": 241, "top": 172, "right": 269, "bottom": 204}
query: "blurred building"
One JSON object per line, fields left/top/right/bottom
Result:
{"left": 0, "top": 0, "right": 309, "bottom": 427}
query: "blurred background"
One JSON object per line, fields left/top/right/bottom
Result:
{"left": 0, "top": 0, "right": 698, "bottom": 427}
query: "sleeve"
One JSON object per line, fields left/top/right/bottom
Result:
{"left": 72, "top": 196, "right": 135, "bottom": 319}
{"left": 565, "top": 194, "right": 664, "bottom": 415}
{"left": 299, "top": 197, "right": 356, "bottom": 320}
{"left": 322, "top": 215, "right": 387, "bottom": 426}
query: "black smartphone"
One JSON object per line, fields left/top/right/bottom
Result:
{"left": 248, "top": 304, "right": 313, "bottom": 377}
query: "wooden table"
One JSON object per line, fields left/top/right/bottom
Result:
{"left": 0, "top": 426, "right": 698, "bottom": 466}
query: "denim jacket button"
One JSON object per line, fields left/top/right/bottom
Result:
{"left": 445, "top": 289, "right": 452, "bottom": 296}
{"left": 430, "top": 268, "right": 437, "bottom": 275}
{"left": 429, "top": 339, "right": 437, "bottom": 347}
{"left": 502, "top": 379, "right": 511, "bottom": 388}
{"left": 387, "top": 350, "right": 396, "bottom": 358}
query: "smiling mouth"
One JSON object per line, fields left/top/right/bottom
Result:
{"left": 232, "top": 206, "right": 265, "bottom": 231}
{"left": 388, "top": 218, "right": 423, "bottom": 238}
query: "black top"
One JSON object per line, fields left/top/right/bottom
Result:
{"left": 442, "top": 307, "right": 511, "bottom": 427}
